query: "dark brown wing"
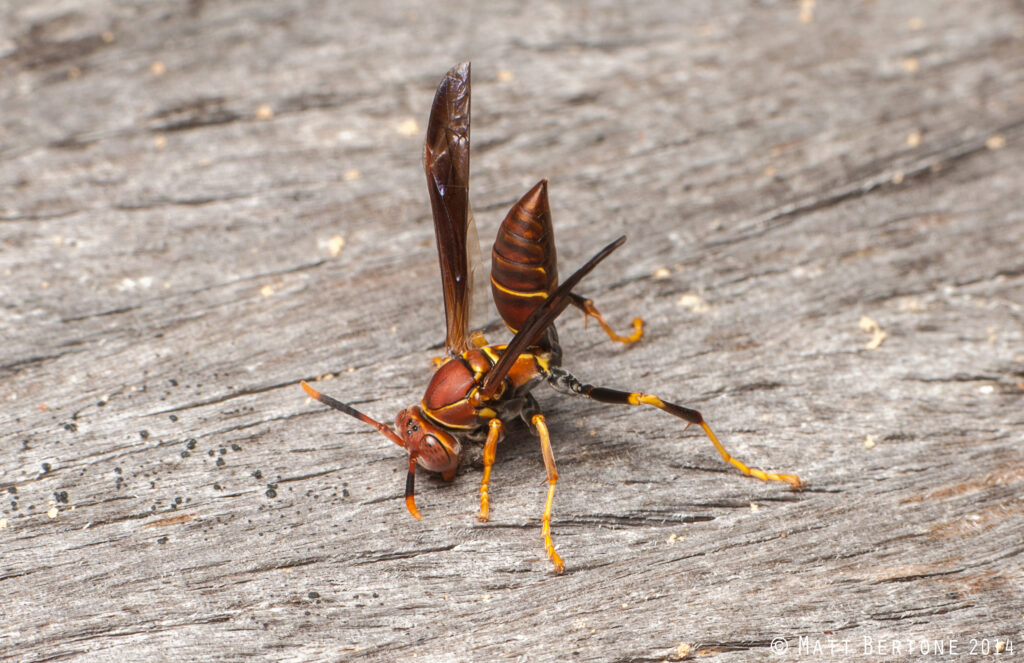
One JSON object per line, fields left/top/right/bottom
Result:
{"left": 424, "top": 62, "right": 473, "bottom": 356}
{"left": 479, "top": 236, "right": 627, "bottom": 400}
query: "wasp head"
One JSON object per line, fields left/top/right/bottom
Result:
{"left": 396, "top": 406, "right": 461, "bottom": 477}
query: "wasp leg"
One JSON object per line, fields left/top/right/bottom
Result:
{"left": 569, "top": 292, "right": 643, "bottom": 344}
{"left": 531, "top": 413, "right": 565, "bottom": 573}
{"left": 548, "top": 370, "right": 803, "bottom": 489}
{"left": 477, "top": 418, "right": 505, "bottom": 522}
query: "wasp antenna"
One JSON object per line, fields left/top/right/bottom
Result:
{"left": 300, "top": 380, "right": 406, "bottom": 448}
{"left": 405, "top": 454, "right": 422, "bottom": 520}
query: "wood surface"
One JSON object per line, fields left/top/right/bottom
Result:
{"left": 2, "top": 1, "right": 1023, "bottom": 661}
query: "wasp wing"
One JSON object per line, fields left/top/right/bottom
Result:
{"left": 479, "top": 236, "right": 627, "bottom": 400}
{"left": 424, "top": 61, "right": 475, "bottom": 356}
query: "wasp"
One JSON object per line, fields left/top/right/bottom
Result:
{"left": 302, "top": 62, "right": 802, "bottom": 572}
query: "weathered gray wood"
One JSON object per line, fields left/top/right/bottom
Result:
{"left": 2, "top": 1, "right": 1023, "bottom": 661}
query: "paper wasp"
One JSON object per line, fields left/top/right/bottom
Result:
{"left": 301, "top": 62, "right": 802, "bottom": 572}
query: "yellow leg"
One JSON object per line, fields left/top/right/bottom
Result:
{"left": 629, "top": 393, "right": 803, "bottom": 489}
{"left": 697, "top": 421, "right": 802, "bottom": 488}
{"left": 578, "top": 297, "right": 644, "bottom": 344}
{"left": 532, "top": 414, "right": 565, "bottom": 573}
{"left": 477, "top": 418, "right": 504, "bottom": 522}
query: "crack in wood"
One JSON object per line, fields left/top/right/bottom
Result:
{"left": 354, "top": 544, "right": 458, "bottom": 565}
{"left": 715, "top": 117, "right": 1024, "bottom": 246}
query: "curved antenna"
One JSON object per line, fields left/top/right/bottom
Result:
{"left": 302, "top": 381, "right": 425, "bottom": 518}
{"left": 300, "top": 381, "right": 404, "bottom": 448}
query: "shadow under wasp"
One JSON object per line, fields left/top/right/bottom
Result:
{"left": 301, "top": 62, "right": 802, "bottom": 573}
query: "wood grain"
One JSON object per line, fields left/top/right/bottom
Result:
{"left": 2, "top": 1, "right": 1022, "bottom": 661}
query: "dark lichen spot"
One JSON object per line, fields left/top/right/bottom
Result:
{"left": 308, "top": 591, "right": 320, "bottom": 599}
{"left": 157, "top": 536, "right": 168, "bottom": 544}
{"left": 231, "top": 443, "right": 242, "bottom": 452}
{"left": 181, "top": 451, "right": 190, "bottom": 458}
{"left": 63, "top": 422, "right": 78, "bottom": 433}
{"left": 169, "top": 414, "right": 178, "bottom": 422}
{"left": 252, "top": 470, "right": 262, "bottom": 480}
{"left": 41, "top": 462, "right": 52, "bottom": 473}
{"left": 54, "top": 491, "right": 69, "bottom": 504}
{"left": 185, "top": 439, "right": 197, "bottom": 450}
{"left": 215, "top": 457, "right": 225, "bottom": 467}
{"left": 139, "top": 430, "right": 150, "bottom": 440}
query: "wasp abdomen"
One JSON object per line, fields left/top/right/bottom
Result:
{"left": 491, "top": 179, "right": 559, "bottom": 332}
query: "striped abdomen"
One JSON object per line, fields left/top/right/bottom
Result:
{"left": 490, "top": 179, "right": 558, "bottom": 333}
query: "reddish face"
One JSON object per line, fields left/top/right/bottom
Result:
{"left": 395, "top": 406, "right": 461, "bottom": 475}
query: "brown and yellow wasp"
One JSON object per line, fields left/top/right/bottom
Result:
{"left": 302, "top": 62, "right": 801, "bottom": 572}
